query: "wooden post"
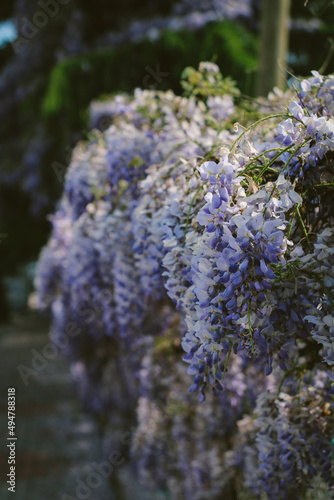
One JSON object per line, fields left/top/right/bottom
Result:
{"left": 257, "top": 0, "right": 291, "bottom": 96}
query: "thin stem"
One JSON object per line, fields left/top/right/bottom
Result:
{"left": 296, "top": 205, "right": 311, "bottom": 251}
{"left": 263, "top": 184, "right": 278, "bottom": 218}
{"left": 247, "top": 301, "right": 256, "bottom": 354}
{"left": 184, "top": 183, "right": 205, "bottom": 236}
{"left": 281, "top": 138, "right": 310, "bottom": 174}
{"left": 221, "top": 347, "right": 232, "bottom": 382}
{"left": 287, "top": 263, "right": 298, "bottom": 295}
{"left": 312, "top": 183, "right": 334, "bottom": 189}
{"left": 277, "top": 365, "right": 300, "bottom": 395}
{"left": 230, "top": 114, "right": 287, "bottom": 153}
{"left": 162, "top": 141, "right": 189, "bottom": 167}
{"left": 243, "top": 147, "right": 283, "bottom": 174}
{"left": 297, "top": 373, "right": 303, "bottom": 407}
{"left": 287, "top": 205, "right": 298, "bottom": 239}
{"left": 254, "top": 143, "right": 298, "bottom": 183}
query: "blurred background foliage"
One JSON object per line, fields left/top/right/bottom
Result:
{"left": 1, "top": 0, "right": 334, "bottom": 317}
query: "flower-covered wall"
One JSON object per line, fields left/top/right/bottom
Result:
{"left": 35, "top": 62, "right": 334, "bottom": 499}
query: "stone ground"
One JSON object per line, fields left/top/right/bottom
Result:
{"left": 0, "top": 311, "right": 156, "bottom": 500}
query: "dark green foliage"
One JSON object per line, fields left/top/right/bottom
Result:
{"left": 42, "top": 20, "right": 258, "bottom": 130}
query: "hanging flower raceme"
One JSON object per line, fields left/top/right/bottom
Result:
{"left": 238, "top": 371, "right": 334, "bottom": 499}
{"left": 177, "top": 152, "right": 303, "bottom": 397}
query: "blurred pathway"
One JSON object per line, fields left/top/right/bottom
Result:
{"left": 0, "top": 312, "right": 111, "bottom": 500}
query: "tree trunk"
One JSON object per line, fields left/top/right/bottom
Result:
{"left": 257, "top": 0, "right": 291, "bottom": 96}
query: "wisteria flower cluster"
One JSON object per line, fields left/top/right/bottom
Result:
{"left": 237, "top": 370, "right": 334, "bottom": 500}
{"left": 36, "top": 63, "right": 334, "bottom": 498}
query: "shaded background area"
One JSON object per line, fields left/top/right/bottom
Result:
{"left": 0, "top": 0, "right": 334, "bottom": 314}
{"left": 0, "top": 312, "right": 108, "bottom": 500}
{"left": 0, "top": 312, "right": 157, "bottom": 500}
